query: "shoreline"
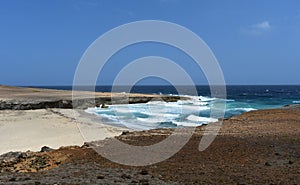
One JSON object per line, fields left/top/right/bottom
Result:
{"left": 0, "top": 85, "right": 182, "bottom": 154}
{"left": 0, "top": 85, "right": 299, "bottom": 155}
{"left": 0, "top": 105, "right": 299, "bottom": 184}
{"left": 0, "top": 85, "right": 299, "bottom": 184}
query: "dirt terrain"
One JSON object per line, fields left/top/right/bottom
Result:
{"left": 0, "top": 106, "right": 299, "bottom": 184}
{"left": 0, "top": 85, "right": 183, "bottom": 110}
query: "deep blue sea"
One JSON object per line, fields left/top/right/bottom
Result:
{"left": 33, "top": 85, "right": 300, "bottom": 130}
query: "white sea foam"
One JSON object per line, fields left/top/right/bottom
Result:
{"left": 85, "top": 94, "right": 228, "bottom": 130}
{"left": 186, "top": 115, "right": 218, "bottom": 123}
{"left": 293, "top": 101, "right": 300, "bottom": 104}
{"left": 96, "top": 113, "right": 120, "bottom": 121}
{"left": 199, "top": 96, "right": 217, "bottom": 102}
{"left": 228, "top": 108, "right": 257, "bottom": 112}
{"left": 225, "top": 99, "right": 235, "bottom": 102}
{"left": 137, "top": 117, "right": 165, "bottom": 123}
{"left": 173, "top": 121, "right": 202, "bottom": 127}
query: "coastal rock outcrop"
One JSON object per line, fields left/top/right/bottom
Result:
{"left": 0, "top": 86, "right": 184, "bottom": 110}
{"left": 0, "top": 96, "right": 183, "bottom": 110}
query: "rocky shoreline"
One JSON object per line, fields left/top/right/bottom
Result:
{"left": 0, "top": 85, "right": 184, "bottom": 110}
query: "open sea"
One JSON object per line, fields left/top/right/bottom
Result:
{"left": 35, "top": 85, "right": 300, "bottom": 130}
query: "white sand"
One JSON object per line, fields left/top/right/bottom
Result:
{"left": 0, "top": 108, "right": 126, "bottom": 154}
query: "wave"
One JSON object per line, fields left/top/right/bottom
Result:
{"left": 85, "top": 94, "right": 234, "bottom": 130}
{"left": 186, "top": 115, "right": 218, "bottom": 123}
{"left": 228, "top": 108, "right": 257, "bottom": 112}
{"left": 137, "top": 113, "right": 178, "bottom": 123}
{"left": 173, "top": 121, "right": 202, "bottom": 127}
{"left": 94, "top": 113, "right": 120, "bottom": 121}
{"left": 293, "top": 101, "right": 300, "bottom": 104}
{"left": 225, "top": 99, "right": 235, "bottom": 102}
{"left": 199, "top": 96, "right": 216, "bottom": 102}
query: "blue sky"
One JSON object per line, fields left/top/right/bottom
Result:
{"left": 0, "top": 0, "right": 300, "bottom": 85}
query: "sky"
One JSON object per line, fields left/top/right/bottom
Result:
{"left": 0, "top": 0, "right": 300, "bottom": 86}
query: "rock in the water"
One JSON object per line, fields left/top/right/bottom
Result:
{"left": 100, "top": 104, "right": 109, "bottom": 108}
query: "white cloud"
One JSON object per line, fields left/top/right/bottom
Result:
{"left": 242, "top": 21, "right": 271, "bottom": 35}
{"left": 251, "top": 21, "right": 271, "bottom": 30}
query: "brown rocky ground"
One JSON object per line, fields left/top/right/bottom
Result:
{"left": 0, "top": 85, "right": 183, "bottom": 110}
{"left": 0, "top": 106, "right": 299, "bottom": 184}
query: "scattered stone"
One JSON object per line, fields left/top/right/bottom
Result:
{"left": 121, "top": 130, "right": 130, "bottom": 135}
{"left": 100, "top": 104, "right": 109, "bottom": 108}
{"left": 81, "top": 142, "right": 90, "bottom": 148}
{"left": 40, "top": 146, "right": 53, "bottom": 152}
{"left": 24, "top": 177, "right": 31, "bottom": 181}
{"left": 131, "top": 179, "right": 138, "bottom": 183}
{"left": 265, "top": 162, "right": 271, "bottom": 166}
{"left": 139, "top": 179, "right": 149, "bottom": 185}
{"left": 8, "top": 177, "right": 16, "bottom": 181}
{"left": 0, "top": 152, "right": 23, "bottom": 166}
{"left": 54, "top": 161, "right": 61, "bottom": 165}
{"left": 121, "top": 173, "right": 131, "bottom": 179}
{"left": 288, "top": 160, "right": 293, "bottom": 164}
{"left": 140, "top": 169, "right": 148, "bottom": 175}
{"left": 97, "top": 175, "right": 105, "bottom": 179}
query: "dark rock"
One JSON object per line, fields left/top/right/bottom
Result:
{"left": 131, "top": 180, "right": 139, "bottom": 183}
{"left": 0, "top": 152, "right": 23, "bottom": 166}
{"left": 54, "top": 161, "right": 61, "bottom": 165}
{"left": 100, "top": 103, "right": 109, "bottom": 108}
{"left": 121, "top": 130, "right": 130, "bottom": 135}
{"left": 8, "top": 177, "right": 16, "bottom": 181}
{"left": 97, "top": 175, "right": 105, "bottom": 179}
{"left": 140, "top": 169, "right": 148, "bottom": 175}
{"left": 288, "top": 160, "right": 293, "bottom": 164}
{"left": 30, "top": 156, "right": 48, "bottom": 170}
{"left": 265, "top": 162, "right": 271, "bottom": 166}
{"left": 139, "top": 179, "right": 149, "bottom": 185}
{"left": 81, "top": 142, "right": 91, "bottom": 148}
{"left": 121, "top": 173, "right": 131, "bottom": 179}
{"left": 40, "top": 146, "right": 53, "bottom": 152}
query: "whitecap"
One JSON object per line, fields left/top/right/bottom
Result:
{"left": 228, "top": 108, "right": 257, "bottom": 112}
{"left": 199, "top": 96, "right": 217, "bottom": 102}
{"left": 173, "top": 121, "right": 202, "bottom": 127}
{"left": 186, "top": 115, "right": 218, "bottom": 123}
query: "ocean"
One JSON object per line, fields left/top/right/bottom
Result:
{"left": 35, "top": 85, "right": 300, "bottom": 130}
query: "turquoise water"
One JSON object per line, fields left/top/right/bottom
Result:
{"left": 35, "top": 85, "right": 300, "bottom": 130}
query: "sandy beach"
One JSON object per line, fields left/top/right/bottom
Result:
{"left": 0, "top": 108, "right": 126, "bottom": 155}
{"left": 0, "top": 85, "right": 180, "bottom": 154}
